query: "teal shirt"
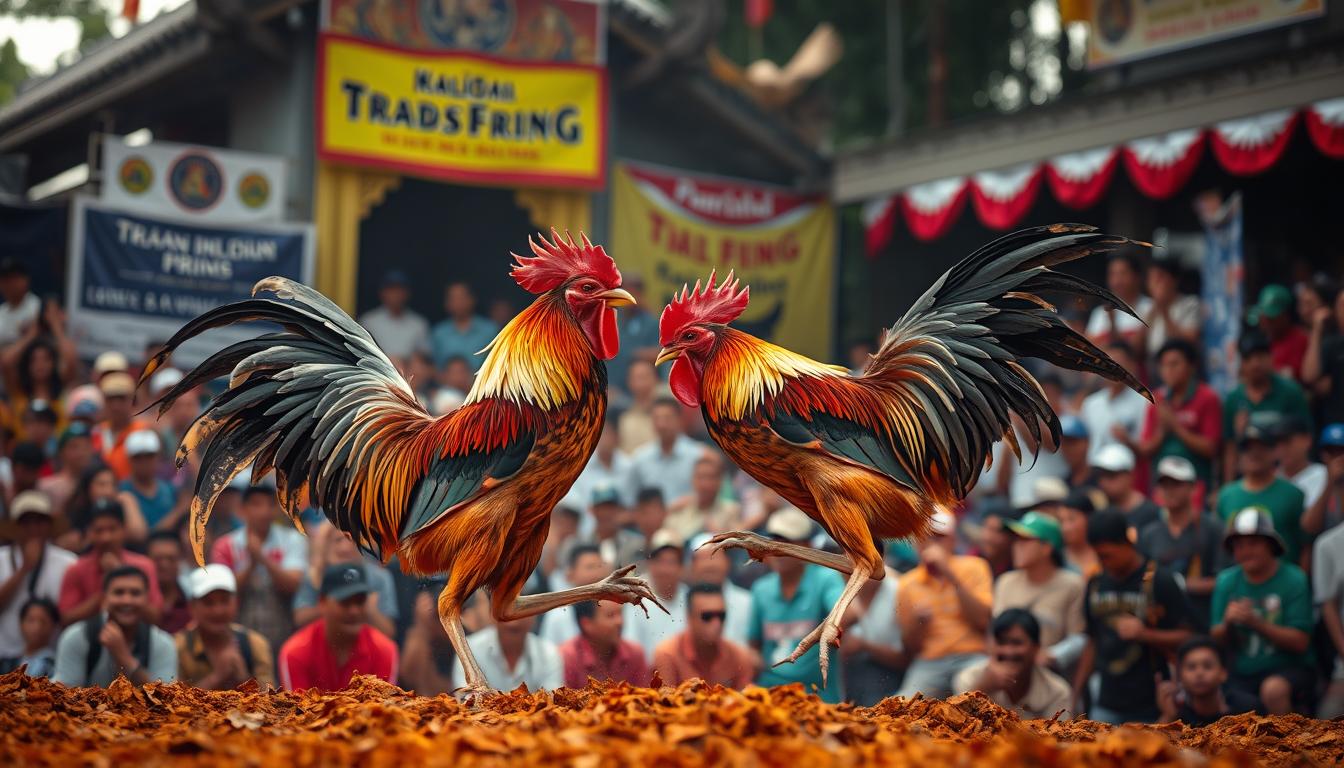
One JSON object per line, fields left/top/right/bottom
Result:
{"left": 1215, "top": 478, "right": 1305, "bottom": 564}
{"left": 1210, "top": 563, "right": 1314, "bottom": 676}
{"left": 748, "top": 565, "right": 846, "bottom": 702}
{"left": 1222, "top": 374, "right": 1311, "bottom": 439}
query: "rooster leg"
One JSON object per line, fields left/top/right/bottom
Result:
{"left": 439, "top": 586, "right": 491, "bottom": 700}
{"left": 700, "top": 531, "right": 882, "bottom": 580}
{"left": 493, "top": 564, "right": 670, "bottom": 621}
{"left": 772, "top": 561, "right": 877, "bottom": 688}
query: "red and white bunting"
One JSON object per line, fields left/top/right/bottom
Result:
{"left": 900, "top": 177, "right": 969, "bottom": 242}
{"left": 970, "top": 164, "right": 1043, "bottom": 230}
{"left": 861, "top": 195, "right": 898, "bottom": 258}
{"left": 1210, "top": 110, "right": 1297, "bottom": 176}
{"left": 1122, "top": 128, "right": 1205, "bottom": 200}
{"left": 1306, "top": 97, "right": 1344, "bottom": 159}
{"left": 1045, "top": 147, "right": 1118, "bottom": 210}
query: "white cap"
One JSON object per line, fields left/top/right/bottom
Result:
{"left": 1029, "top": 477, "right": 1069, "bottom": 507}
{"left": 648, "top": 528, "right": 684, "bottom": 555}
{"left": 149, "top": 367, "right": 184, "bottom": 396}
{"left": 125, "top": 429, "right": 161, "bottom": 456}
{"left": 928, "top": 508, "right": 957, "bottom": 537}
{"left": 92, "top": 351, "right": 130, "bottom": 377}
{"left": 10, "top": 490, "right": 53, "bottom": 519}
{"left": 765, "top": 506, "right": 813, "bottom": 541}
{"left": 186, "top": 564, "right": 237, "bottom": 599}
{"left": 1156, "top": 455, "right": 1197, "bottom": 483}
{"left": 1090, "top": 443, "right": 1135, "bottom": 473}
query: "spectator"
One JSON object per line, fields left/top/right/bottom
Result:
{"left": 293, "top": 524, "right": 397, "bottom": 638}
{"left": 1057, "top": 417, "right": 1094, "bottom": 490}
{"left": 840, "top": 562, "right": 904, "bottom": 706}
{"left": 623, "top": 530, "right": 688, "bottom": 662}
{"left": 629, "top": 398, "right": 708, "bottom": 505}
{"left": 52, "top": 565, "right": 177, "bottom": 687}
{"left": 667, "top": 455, "right": 742, "bottom": 540}
{"left": 1138, "top": 339, "right": 1221, "bottom": 493}
{"left": 1156, "top": 637, "right": 1259, "bottom": 726}
{"left": 617, "top": 361, "right": 659, "bottom": 454}
{"left": 90, "top": 350, "right": 128, "bottom": 383}
{"left": 540, "top": 544, "right": 610, "bottom": 645}
{"left": 91, "top": 372, "right": 152, "bottom": 480}
{"left": 1080, "top": 344, "right": 1150, "bottom": 465}
{"left": 0, "top": 257, "right": 40, "bottom": 346}
{"left": 685, "top": 533, "right": 753, "bottom": 646}
{"left": 1303, "top": 288, "right": 1344, "bottom": 426}
{"left": 430, "top": 282, "right": 498, "bottom": 371}
{"left": 1294, "top": 273, "right": 1337, "bottom": 330}
{"left": 652, "top": 583, "right": 754, "bottom": 688}
{"left": 994, "top": 413, "right": 1068, "bottom": 510}
{"left": 1314, "top": 462, "right": 1344, "bottom": 718}
{"left": 562, "top": 417, "right": 633, "bottom": 524}
{"left": 6, "top": 441, "right": 45, "bottom": 503}
{"left": 1211, "top": 508, "right": 1314, "bottom": 715}
{"left": 1222, "top": 329, "right": 1312, "bottom": 483}
{"left": 1092, "top": 444, "right": 1161, "bottom": 531}
{"left": 1249, "top": 285, "right": 1309, "bottom": 382}
{"left": 357, "top": 270, "right": 429, "bottom": 360}
{"left": 1142, "top": 258, "right": 1201, "bottom": 362}
{"left": 631, "top": 488, "right": 668, "bottom": 546}
{"left": 896, "top": 510, "right": 992, "bottom": 699}
{"left": 955, "top": 609, "right": 1073, "bottom": 719}
{"left": 560, "top": 484, "right": 644, "bottom": 574}
{"left": 147, "top": 531, "right": 191, "bottom": 635}
{"left": 1059, "top": 489, "right": 1101, "bottom": 579}
{"left": 278, "top": 564, "right": 398, "bottom": 691}
{"left": 58, "top": 499, "right": 162, "bottom": 625}
{"left": 995, "top": 512, "right": 1086, "bottom": 672}
{"left": 560, "top": 599, "right": 648, "bottom": 688}
{"left": 175, "top": 565, "right": 275, "bottom": 690}
{"left": 486, "top": 297, "right": 515, "bottom": 328}
{"left": 20, "top": 399, "right": 59, "bottom": 458}
{"left": 436, "top": 355, "right": 475, "bottom": 403}
{"left": 209, "top": 486, "right": 307, "bottom": 653}
{"left": 1086, "top": 253, "right": 1152, "bottom": 357}
{"left": 973, "top": 506, "right": 1018, "bottom": 580}
{"left": 0, "top": 598, "right": 60, "bottom": 676}
{"left": 1075, "top": 510, "right": 1192, "bottom": 725}
{"left": 1137, "top": 457, "right": 1225, "bottom": 629}
{"left": 4, "top": 334, "right": 75, "bottom": 441}
{"left": 37, "top": 422, "right": 95, "bottom": 524}
{"left": 0, "top": 491, "right": 75, "bottom": 658}
{"left": 607, "top": 272, "right": 660, "bottom": 401}
{"left": 751, "top": 507, "right": 847, "bottom": 702}
{"left": 451, "top": 606, "right": 563, "bottom": 691}
{"left": 1278, "top": 417, "right": 1329, "bottom": 535}
{"left": 70, "top": 464, "right": 148, "bottom": 545}
{"left": 1214, "top": 424, "right": 1305, "bottom": 565}
{"left": 120, "top": 430, "right": 179, "bottom": 531}
{"left": 399, "top": 591, "right": 457, "bottom": 696}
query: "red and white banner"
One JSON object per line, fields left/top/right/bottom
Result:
{"left": 1045, "top": 147, "right": 1118, "bottom": 210}
{"left": 970, "top": 164, "right": 1042, "bottom": 230}
{"left": 862, "top": 195, "right": 897, "bottom": 258}
{"left": 1122, "top": 128, "right": 1204, "bottom": 200}
{"left": 900, "top": 177, "right": 968, "bottom": 242}
{"left": 1210, "top": 110, "right": 1297, "bottom": 176}
{"left": 1306, "top": 98, "right": 1344, "bottom": 160}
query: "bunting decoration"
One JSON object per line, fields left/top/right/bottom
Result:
{"left": 1210, "top": 110, "right": 1297, "bottom": 176}
{"left": 969, "top": 164, "right": 1043, "bottom": 230}
{"left": 899, "top": 177, "right": 969, "bottom": 242}
{"left": 1122, "top": 129, "right": 1205, "bottom": 200}
{"left": 1306, "top": 98, "right": 1344, "bottom": 159}
{"left": 1045, "top": 147, "right": 1118, "bottom": 210}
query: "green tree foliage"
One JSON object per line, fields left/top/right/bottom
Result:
{"left": 0, "top": 38, "right": 27, "bottom": 104}
{"left": 0, "top": 0, "right": 113, "bottom": 104}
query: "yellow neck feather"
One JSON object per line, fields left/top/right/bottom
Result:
{"left": 702, "top": 329, "right": 847, "bottom": 420}
{"left": 464, "top": 295, "right": 591, "bottom": 410}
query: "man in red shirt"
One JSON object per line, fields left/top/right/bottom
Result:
{"left": 278, "top": 564, "right": 398, "bottom": 691}
{"left": 653, "top": 583, "right": 754, "bottom": 688}
{"left": 1138, "top": 339, "right": 1222, "bottom": 504}
{"left": 559, "top": 600, "right": 648, "bottom": 688}
{"left": 58, "top": 499, "right": 162, "bottom": 624}
{"left": 1250, "top": 285, "right": 1310, "bottom": 382}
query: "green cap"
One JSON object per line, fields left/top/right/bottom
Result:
{"left": 1006, "top": 511, "right": 1064, "bottom": 552}
{"left": 1247, "top": 284, "right": 1292, "bottom": 324}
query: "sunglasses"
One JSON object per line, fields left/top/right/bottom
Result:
{"left": 698, "top": 611, "right": 726, "bottom": 623}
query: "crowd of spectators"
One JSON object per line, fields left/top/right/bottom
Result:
{"left": 3, "top": 253, "right": 1344, "bottom": 728}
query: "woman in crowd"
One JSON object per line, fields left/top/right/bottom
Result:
{"left": 67, "top": 464, "right": 148, "bottom": 545}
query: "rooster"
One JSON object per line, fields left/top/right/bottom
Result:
{"left": 654, "top": 224, "right": 1150, "bottom": 685}
{"left": 140, "top": 231, "right": 664, "bottom": 694}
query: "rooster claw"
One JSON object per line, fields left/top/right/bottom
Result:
{"left": 699, "top": 530, "right": 777, "bottom": 564}
{"left": 595, "top": 567, "right": 668, "bottom": 618}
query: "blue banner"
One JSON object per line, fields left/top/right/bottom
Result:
{"left": 1199, "top": 193, "right": 1243, "bottom": 395}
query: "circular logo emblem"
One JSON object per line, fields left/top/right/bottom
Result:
{"left": 117, "top": 156, "right": 153, "bottom": 195}
{"left": 168, "top": 151, "right": 223, "bottom": 212}
{"left": 237, "top": 172, "right": 271, "bottom": 210}
{"left": 418, "top": 0, "right": 514, "bottom": 52}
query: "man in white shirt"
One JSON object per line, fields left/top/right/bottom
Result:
{"left": 1079, "top": 342, "right": 1151, "bottom": 464}
{"left": 629, "top": 398, "right": 708, "bottom": 506}
{"left": 0, "top": 258, "right": 40, "bottom": 347}
{"left": 540, "top": 544, "right": 610, "bottom": 646}
{"left": 622, "top": 530, "right": 688, "bottom": 662}
{"left": 451, "top": 609, "right": 563, "bottom": 691}
{"left": 1085, "top": 253, "right": 1153, "bottom": 357}
{"left": 1142, "top": 258, "right": 1201, "bottom": 361}
{"left": 357, "top": 271, "right": 430, "bottom": 361}
{"left": 0, "top": 491, "right": 77, "bottom": 657}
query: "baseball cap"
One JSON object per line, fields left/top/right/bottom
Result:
{"left": 1246, "top": 284, "right": 1292, "bottom": 324}
{"left": 125, "top": 429, "right": 161, "bottom": 457}
{"left": 10, "top": 490, "right": 53, "bottom": 520}
{"left": 58, "top": 421, "right": 92, "bottom": 448}
{"left": 92, "top": 351, "right": 130, "bottom": 378}
{"left": 1321, "top": 423, "right": 1344, "bottom": 448}
{"left": 320, "top": 563, "right": 372, "bottom": 602}
{"left": 765, "top": 506, "right": 813, "bottom": 541}
{"left": 927, "top": 508, "right": 956, "bottom": 538}
{"left": 1223, "top": 507, "right": 1285, "bottom": 557}
{"left": 99, "top": 371, "right": 136, "bottom": 397}
{"left": 1237, "top": 422, "right": 1276, "bottom": 448}
{"left": 1063, "top": 487, "right": 1098, "bottom": 514}
{"left": 1085, "top": 509, "right": 1132, "bottom": 547}
{"left": 1026, "top": 477, "right": 1069, "bottom": 510}
{"left": 1155, "top": 455, "right": 1197, "bottom": 484}
{"left": 648, "top": 528, "right": 684, "bottom": 557}
{"left": 382, "top": 270, "right": 410, "bottom": 288}
{"left": 1237, "top": 327, "right": 1272, "bottom": 357}
{"left": 1090, "top": 443, "right": 1135, "bottom": 473}
{"left": 590, "top": 482, "right": 622, "bottom": 507}
{"left": 1059, "top": 415, "right": 1088, "bottom": 440}
{"left": 149, "top": 367, "right": 184, "bottom": 396}
{"left": 186, "top": 564, "right": 237, "bottom": 599}
{"left": 1006, "top": 510, "right": 1064, "bottom": 552}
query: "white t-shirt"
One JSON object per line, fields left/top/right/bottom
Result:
{"left": 0, "top": 543, "right": 78, "bottom": 656}
{"left": 0, "top": 293, "right": 40, "bottom": 347}
{"left": 1289, "top": 463, "right": 1328, "bottom": 511}
{"left": 1086, "top": 296, "right": 1153, "bottom": 345}
{"left": 1079, "top": 387, "right": 1151, "bottom": 464}
{"left": 1144, "top": 295, "right": 1201, "bottom": 357}
{"left": 357, "top": 306, "right": 430, "bottom": 360}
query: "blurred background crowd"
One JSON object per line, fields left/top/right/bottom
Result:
{"left": 2, "top": 250, "right": 1344, "bottom": 728}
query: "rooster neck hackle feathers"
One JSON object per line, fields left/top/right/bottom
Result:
{"left": 466, "top": 291, "right": 595, "bottom": 410}
{"left": 701, "top": 328, "right": 847, "bottom": 422}
{"left": 510, "top": 229, "right": 620, "bottom": 294}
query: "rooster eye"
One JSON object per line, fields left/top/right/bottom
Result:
{"left": 581, "top": 283, "right": 595, "bottom": 293}
{"left": 683, "top": 332, "right": 696, "bottom": 341}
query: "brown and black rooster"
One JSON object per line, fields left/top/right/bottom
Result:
{"left": 654, "top": 224, "right": 1151, "bottom": 685}
{"left": 141, "top": 232, "right": 664, "bottom": 694}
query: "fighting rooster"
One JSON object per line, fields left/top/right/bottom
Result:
{"left": 655, "top": 224, "right": 1150, "bottom": 685}
{"left": 140, "top": 232, "right": 663, "bottom": 694}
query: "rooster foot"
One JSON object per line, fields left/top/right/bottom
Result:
{"left": 593, "top": 564, "right": 669, "bottom": 618}
{"left": 770, "top": 616, "right": 844, "bottom": 689}
{"left": 698, "top": 530, "right": 782, "bottom": 564}
{"left": 452, "top": 682, "right": 496, "bottom": 705}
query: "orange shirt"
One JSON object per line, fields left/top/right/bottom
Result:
{"left": 93, "top": 419, "right": 152, "bottom": 479}
{"left": 898, "top": 555, "right": 992, "bottom": 660}
{"left": 652, "top": 632, "right": 755, "bottom": 689}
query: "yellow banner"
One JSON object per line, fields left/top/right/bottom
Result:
{"left": 611, "top": 164, "right": 836, "bottom": 361}
{"left": 318, "top": 34, "right": 606, "bottom": 188}
{"left": 1087, "top": 0, "right": 1324, "bottom": 68}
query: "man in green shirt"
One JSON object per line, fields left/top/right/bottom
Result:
{"left": 1211, "top": 508, "right": 1314, "bottom": 715}
{"left": 1221, "top": 329, "right": 1311, "bottom": 483}
{"left": 1215, "top": 424, "right": 1305, "bottom": 565}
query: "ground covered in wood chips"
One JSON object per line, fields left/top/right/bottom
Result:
{"left": 1, "top": 671, "right": 1340, "bottom": 767}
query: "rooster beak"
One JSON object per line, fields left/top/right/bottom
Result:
{"left": 655, "top": 347, "right": 680, "bottom": 366}
{"left": 598, "top": 288, "right": 636, "bottom": 307}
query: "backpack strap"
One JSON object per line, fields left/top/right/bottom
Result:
{"left": 234, "top": 627, "right": 255, "bottom": 676}
{"left": 83, "top": 615, "right": 105, "bottom": 682}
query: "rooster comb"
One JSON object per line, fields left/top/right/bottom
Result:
{"left": 659, "top": 270, "right": 750, "bottom": 345}
{"left": 510, "top": 229, "right": 622, "bottom": 294}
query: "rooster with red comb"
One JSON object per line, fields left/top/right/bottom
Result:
{"left": 655, "top": 224, "right": 1151, "bottom": 687}
{"left": 140, "top": 231, "right": 663, "bottom": 696}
